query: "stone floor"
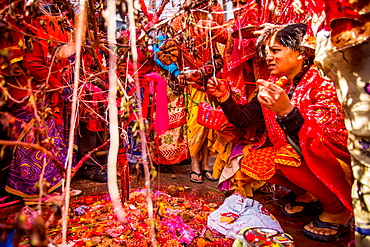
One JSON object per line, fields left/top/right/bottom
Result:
{"left": 0, "top": 159, "right": 354, "bottom": 246}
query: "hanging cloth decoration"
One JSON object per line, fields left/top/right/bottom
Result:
{"left": 144, "top": 72, "right": 169, "bottom": 136}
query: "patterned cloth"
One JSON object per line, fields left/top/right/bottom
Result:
{"left": 5, "top": 97, "right": 76, "bottom": 199}
{"left": 152, "top": 86, "right": 190, "bottom": 165}
{"left": 151, "top": 36, "right": 190, "bottom": 165}
{"left": 241, "top": 145, "right": 300, "bottom": 180}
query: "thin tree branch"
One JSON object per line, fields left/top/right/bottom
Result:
{"left": 107, "top": 0, "right": 126, "bottom": 224}
{"left": 74, "top": 139, "right": 109, "bottom": 172}
{"left": 127, "top": 0, "right": 157, "bottom": 245}
{"left": 62, "top": 1, "right": 87, "bottom": 245}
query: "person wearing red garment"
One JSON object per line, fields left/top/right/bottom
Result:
{"left": 208, "top": 23, "right": 353, "bottom": 242}
{"left": 169, "top": 0, "right": 225, "bottom": 183}
{"left": 194, "top": 0, "right": 267, "bottom": 195}
{"left": 191, "top": 0, "right": 324, "bottom": 196}
{"left": 3, "top": 4, "right": 79, "bottom": 202}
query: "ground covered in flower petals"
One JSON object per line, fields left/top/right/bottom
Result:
{"left": 42, "top": 189, "right": 234, "bottom": 247}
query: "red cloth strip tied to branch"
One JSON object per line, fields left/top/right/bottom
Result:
{"left": 118, "top": 148, "right": 130, "bottom": 202}
{"left": 144, "top": 72, "right": 169, "bottom": 136}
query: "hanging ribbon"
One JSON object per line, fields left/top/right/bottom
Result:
{"left": 144, "top": 72, "right": 169, "bottom": 136}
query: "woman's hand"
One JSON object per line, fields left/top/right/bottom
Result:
{"left": 207, "top": 78, "right": 227, "bottom": 98}
{"left": 257, "top": 79, "right": 294, "bottom": 115}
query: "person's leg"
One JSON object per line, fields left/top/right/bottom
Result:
{"left": 190, "top": 152, "right": 202, "bottom": 183}
{"left": 267, "top": 172, "right": 318, "bottom": 214}
{"left": 200, "top": 139, "right": 217, "bottom": 181}
{"left": 278, "top": 163, "right": 347, "bottom": 214}
{"left": 278, "top": 163, "right": 351, "bottom": 236}
{"left": 268, "top": 172, "right": 307, "bottom": 195}
{"left": 77, "top": 122, "right": 107, "bottom": 183}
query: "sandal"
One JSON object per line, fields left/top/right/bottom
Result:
{"left": 279, "top": 191, "right": 297, "bottom": 205}
{"left": 203, "top": 170, "right": 218, "bottom": 181}
{"left": 282, "top": 200, "right": 323, "bottom": 218}
{"left": 303, "top": 217, "right": 350, "bottom": 242}
{"left": 190, "top": 171, "right": 203, "bottom": 183}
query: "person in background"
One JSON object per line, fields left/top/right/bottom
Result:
{"left": 3, "top": 3, "right": 80, "bottom": 204}
{"left": 193, "top": 0, "right": 264, "bottom": 196}
{"left": 314, "top": 0, "right": 370, "bottom": 245}
{"left": 77, "top": 42, "right": 109, "bottom": 183}
{"left": 169, "top": 0, "right": 225, "bottom": 183}
{"left": 142, "top": 0, "right": 191, "bottom": 173}
{"left": 152, "top": 35, "right": 191, "bottom": 173}
{"left": 208, "top": 23, "right": 353, "bottom": 242}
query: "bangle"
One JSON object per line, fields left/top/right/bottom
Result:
{"left": 217, "top": 91, "right": 229, "bottom": 102}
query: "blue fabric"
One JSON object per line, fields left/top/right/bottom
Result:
{"left": 356, "top": 226, "right": 370, "bottom": 236}
{"left": 0, "top": 230, "right": 15, "bottom": 247}
{"left": 153, "top": 35, "right": 180, "bottom": 77}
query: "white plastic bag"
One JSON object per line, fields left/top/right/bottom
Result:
{"left": 207, "top": 194, "right": 283, "bottom": 239}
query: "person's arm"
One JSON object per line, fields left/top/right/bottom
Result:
{"left": 208, "top": 78, "right": 263, "bottom": 128}
{"left": 276, "top": 107, "right": 305, "bottom": 156}
{"left": 153, "top": 35, "right": 181, "bottom": 77}
{"left": 276, "top": 107, "right": 305, "bottom": 135}
{"left": 177, "top": 54, "right": 223, "bottom": 91}
{"left": 219, "top": 95, "right": 264, "bottom": 128}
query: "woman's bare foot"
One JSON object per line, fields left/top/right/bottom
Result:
{"left": 304, "top": 210, "right": 352, "bottom": 236}
{"left": 284, "top": 192, "right": 317, "bottom": 214}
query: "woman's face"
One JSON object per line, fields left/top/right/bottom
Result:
{"left": 265, "top": 36, "right": 302, "bottom": 78}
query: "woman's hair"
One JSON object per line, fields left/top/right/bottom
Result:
{"left": 256, "top": 23, "right": 314, "bottom": 64}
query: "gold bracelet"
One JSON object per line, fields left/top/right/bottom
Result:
{"left": 217, "top": 91, "right": 229, "bottom": 103}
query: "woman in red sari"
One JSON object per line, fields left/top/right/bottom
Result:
{"left": 208, "top": 23, "right": 353, "bottom": 242}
